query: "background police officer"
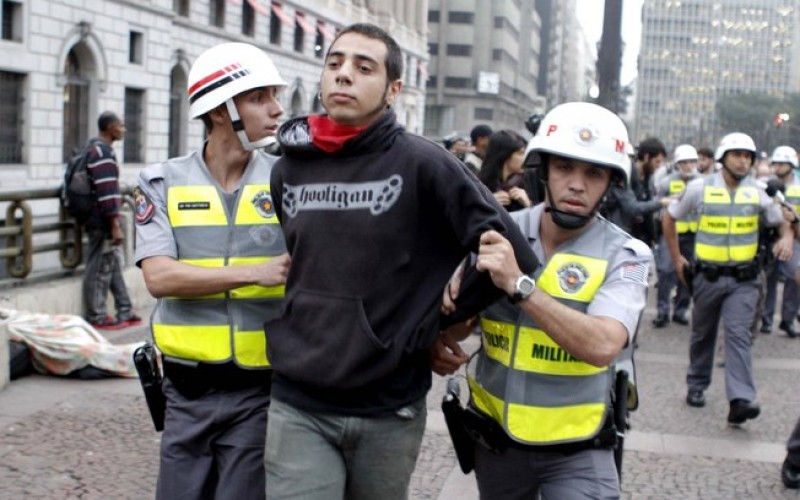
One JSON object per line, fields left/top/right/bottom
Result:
{"left": 761, "top": 145, "right": 800, "bottom": 337}
{"left": 652, "top": 144, "right": 699, "bottom": 327}
{"left": 663, "top": 132, "right": 792, "bottom": 425}
{"left": 435, "top": 102, "right": 653, "bottom": 499}
{"left": 134, "top": 43, "right": 290, "bottom": 499}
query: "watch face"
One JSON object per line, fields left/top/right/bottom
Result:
{"left": 517, "top": 276, "right": 535, "bottom": 295}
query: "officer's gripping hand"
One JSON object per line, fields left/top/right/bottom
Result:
{"left": 254, "top": 253, "right": 291, "bottom": 287}
{"left": 476, "top": 230, "right": 520, "bottom": 297}
{"left": 675, "top": 255, "right": 690, "bottom": 287}
{"left": 430, "top": 326, "right": 471, "bottom": 376}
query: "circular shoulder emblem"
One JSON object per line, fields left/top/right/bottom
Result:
{"left": 557, "top": 262, "right": 590, "bottom": 294}
{"left": 252, "top": 190, "right": 276, "bottom": 219}
{"left": 133, "top": 186, "right": 155, "bottom": 225}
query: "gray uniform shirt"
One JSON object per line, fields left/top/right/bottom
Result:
{"left": 516, "top": 204, "right": 654, "bottom": 344}
{"left": 134, "top": 149, "right": 274, "bottom": 264}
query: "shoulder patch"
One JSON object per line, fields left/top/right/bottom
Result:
{"left": 140, "top": 162, "right": 165, "bottom": 184}
{"left": 133, "top": 186, "right": 155, "bottom": 225}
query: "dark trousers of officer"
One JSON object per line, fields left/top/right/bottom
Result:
{"left": 762, "top": 259, "right": 800, "bottom": 329}
{"left": 687, "top": 274, "right": 759, "bottom": 402}
{"left": 474, "top": 445, "right": 619, "bottom": 499}
{"left": 655, "top": 233, "right": 694, "bottom": 320}
{"left": 156, "top": 375, "right": 270, "bottom": 500}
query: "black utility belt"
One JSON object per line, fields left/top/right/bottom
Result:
{"left": 695, "top": 261, "right": 759, "bottom": 282}
{"left": 463, "top": 404, "right": 616, "bottom": 455}
{"left": 163, "top": 359, "right": 270, "bottom": 399}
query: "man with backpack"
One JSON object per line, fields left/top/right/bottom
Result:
{"left": 81, "top": 111, "right": 140, "bottom": 330}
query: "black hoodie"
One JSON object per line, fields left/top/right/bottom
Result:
{"left": 267, "top": 110, "right": 537, "bottom": 415}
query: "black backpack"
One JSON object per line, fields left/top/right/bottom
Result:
{"left": 60, "top": 141, "right": 97, "bottom": 223}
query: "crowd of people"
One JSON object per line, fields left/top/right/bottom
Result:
{"left": 45, "top": 21, "right": 800, "bottom": 500}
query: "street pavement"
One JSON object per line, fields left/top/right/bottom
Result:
{"left": 3, "top": 281, "right": 800, "bottom": 499}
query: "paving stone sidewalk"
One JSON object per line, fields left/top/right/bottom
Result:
{"left": 3, "top": 280, "right": 800, "bottom": 499}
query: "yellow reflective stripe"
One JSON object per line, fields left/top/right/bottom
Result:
{"left": 234, "top": 329, "right": 270, "bottom": 367}
{"left": 468, "top": 377, "right": 505, "bottom": 424}
{"left": 468, "top": 377, "right": 605, "bottom": 443}
{"left": 480, "top": 319, "right": 514, "bottom": 367}
{"left": 698, "top": 216, "right": 730, "bottom": 234}
{"left": 228, "top": 256, "right": 285, "bottom": 299}
{"left": 536, "top": 254, "right": 606, "bottom": 302}
{"left": 174, "top": 257, "right": 285, "bottom": 299}
{"left": 168, "top": 185, "right": 228, "bottom": 227}
{"left": 235, "top": 184, "right": 280, "bottom": 225}
{"left": 669, "top": 180, "right": 685, "bottom": 195}
{"left": 507, "top": 401, "right": 606, "bottom": 442}
{"left": 676, "top": 221, "right": 690, "bottom": 233}
{"left": 174, "top": 258, "right": 225, "bottom": 299}
{"left": 730, "top": 243, "right": 758, "bottom": 261}
{"left": 514, "top": 326, "right": 605, "bottom": 376}
{"left": 786, "top": 185, "right": 800, "bottom": 197}
{"left": 695, "top": 242, "right": 728, "bottom": 262}
{"left": 703, "top": 186, "right": 731, "bottom": 203}
{"left": 689, "top": 221, "right": 698, "bottom": 232}
{"left": 153, "top": 323, "right": 231, "bottom": 362}
{"left": 729, "top": 215, "right": 758, "bottom": 235}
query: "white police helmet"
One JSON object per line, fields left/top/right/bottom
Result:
{"left": 771, "top": 145, "right": 798, "bottom": 168}
{"left": 188, "top": 43, "right": 286, "bottom": 150}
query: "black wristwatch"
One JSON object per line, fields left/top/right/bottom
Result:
{"left": 510, "top": 275, "right": 536, "bottom": 303}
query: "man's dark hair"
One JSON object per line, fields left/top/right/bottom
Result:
{"left": 636, "top": 137, "right": 667, "bottom": 161}
{"left": 330, "top": 23, "right": 403, "bottom": 82}
{"left": 98, "top": 111, "right": 120, "bottom": 132}
{"left": 470, "top": 124, "right": 493, "bottom": 145}
{"left": 697, "top": 146, "right": 714, "bottom": 158}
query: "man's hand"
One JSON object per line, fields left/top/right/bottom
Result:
{"left": 773, "top": 235, "right": 794, "bottom": 262}
{"left": 508, "top": 187, "right": 532, "bottom": 208}
{"left": 252, "top": 253, "right": 291, "bottom": 286}
{"left": 441, "top": 260, "right": 466, "bottom": 315}
{"left": 476, "top": 230, "right": 521, "bottom": 296}
{"left": 675, "top": 255, "right": 690, "bottom": 286}
{"left": 110, "top": 220, "right": 124, "bottom": 246}
{"left": 430, "top": 330, "right": 469, "bottom": 376}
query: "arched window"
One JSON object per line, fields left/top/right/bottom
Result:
{"left": 168, "top": 64, "right": 188, "bottom": 158}
{"left": 290, "top": 88, "right": 303, "bottom": 118}
{"left": 312, "top": 91, "right": 322, "bottom": 113}
{"left": 62, "top": 48, "right": 91, "bottom": 162}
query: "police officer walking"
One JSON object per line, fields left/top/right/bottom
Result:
{"left": 662, "top": 133, "right": 793, "bottom": 424}
{"left": 653, "top": 145, "right": 699, "bottom": 327}
{"left": 435, "top": 102, "right": 653, "bottom": 498}
{"left": 761, "top": 146, "right": 800, "bottom": 337}
{"left": 134, "top": 43, "right": 290, "bottom": 499}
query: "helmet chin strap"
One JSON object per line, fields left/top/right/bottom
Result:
{"left": 722, "top": 164, "right": 747, "bottom": 181}
{"left": 543, "top": 183, "right": 608, "bottom": 230}
{"left": 225, "top": 99, "right": 276, "bottom": 151}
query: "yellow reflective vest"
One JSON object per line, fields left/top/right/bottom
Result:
{"left": 666, "top": 175, "right": 698, "bottom": 234}
{"left": 695, "top": 177, "right": 759, "bottom": 264}
{"left": 468, "top": 212, "right": 627, "bottom": 445}
{"left": 151, "top": 154, "right": 286, "bottom": 369}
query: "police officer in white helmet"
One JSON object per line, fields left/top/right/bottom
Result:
{"left": 436, "top": 102, "right": 653, "bottom": 498}
{"left": 761, "top": 145, "right": 800, "bottom": 337}
{"left": 652, "top": 144, "right": 699, "bottom": 327}
{"left": 134, "top": 43, "right": 290, "bottom": 499}
{"left": 663, "top": 132, "right": 793, "bottom": 425}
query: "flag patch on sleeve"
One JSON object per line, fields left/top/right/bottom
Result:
{"left": 621, "top": 262, "right": 649, "bottom": 284}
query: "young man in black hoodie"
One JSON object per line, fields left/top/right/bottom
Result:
{"left": 265, "top": 23, "right": 536, "bottom": 500}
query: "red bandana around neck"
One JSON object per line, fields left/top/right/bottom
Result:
{"left": 307, "top": 114, "right": 367, "bottom": 153}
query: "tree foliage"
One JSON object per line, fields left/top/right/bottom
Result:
{"left": 716, "top": 92, "right": 800, "bottom": 151}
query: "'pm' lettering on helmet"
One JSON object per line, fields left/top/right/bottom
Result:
{"left": 615, "top": 139, "right": 625, "bottom": 153}
{"left": 546, "top": 124, "right": 558, "bottom": 136}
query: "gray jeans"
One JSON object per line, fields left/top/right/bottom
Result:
{"left": 83, "top": 228, "right": 132, "bottom": 322}
{"left": 265, "top": 396, "right": 426, "bottom": 500}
